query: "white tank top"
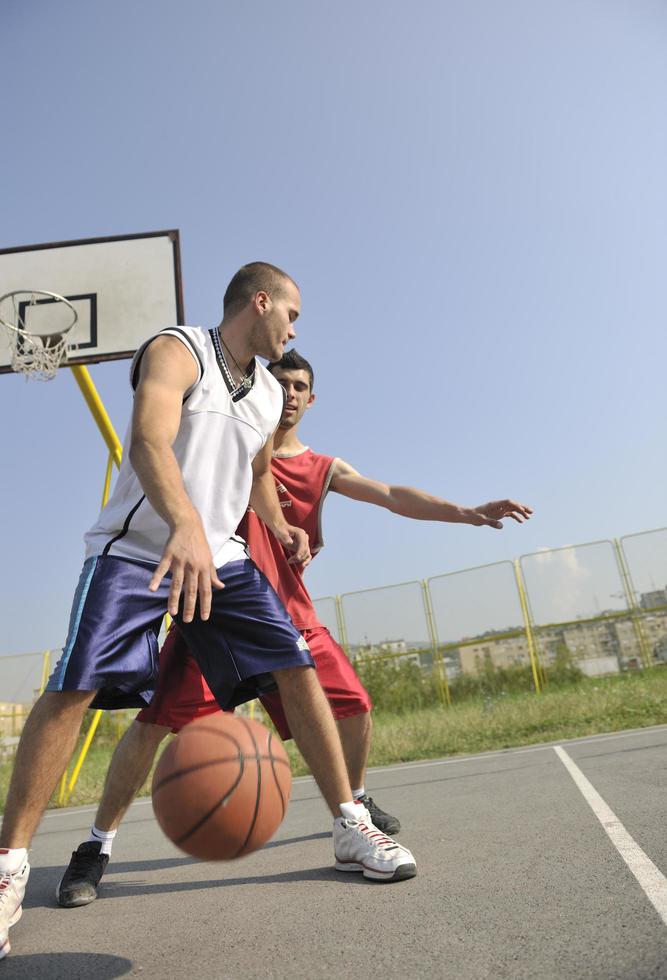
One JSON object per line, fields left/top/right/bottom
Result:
{"left": 84, "top": 326, "right": 284, "bottom": 568}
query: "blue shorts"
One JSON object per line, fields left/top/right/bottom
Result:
{"left": 47, "top": 555, "right": 313, "bottom": 710}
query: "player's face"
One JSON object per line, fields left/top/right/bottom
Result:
{"left": 253, "top": 281, "right": 301, "bottom": 361}
{"left": 272, "top": 368, "right": 314, "bottom": 429}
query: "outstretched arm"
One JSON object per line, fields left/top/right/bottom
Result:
{"left": 129, "top": 336, "right": 224, "bottom": 620}
{"left": 249, "top": 435, "right": 311, "bottom": 565}
{"left": 329, "top": 458, "right": 532, "bottom": 530}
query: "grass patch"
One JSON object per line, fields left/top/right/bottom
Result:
{"left": 360, "top": 668, "right": 667, "bottom": 766}
{"left": 1, "top": 669, "right": 666, "bottom": 813}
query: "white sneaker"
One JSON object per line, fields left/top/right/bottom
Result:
{"left": 0, "top": 857, "right": 30, "bottom": 960}
{"left": 334, "top": 806, "right": 416, "bottom": 882}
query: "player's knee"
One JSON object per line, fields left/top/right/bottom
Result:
{"left": 129, "top": 719, "right": 170, "bottom": 748}
{"left": 272, "top": 664, "right": 317, "bottom": 692}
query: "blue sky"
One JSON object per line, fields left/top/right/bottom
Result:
{"left": 1, "top": 0, "right": 666, "bottom": 656}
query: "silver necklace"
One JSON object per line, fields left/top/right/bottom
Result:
{"left": 220, "top": 335, "right": 253, "bottom": 391}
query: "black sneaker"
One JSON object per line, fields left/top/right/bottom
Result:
{"left": 56, "top": 841, "right": 109, "bottom": 908}
{"left": 355, "top": 794, "right": 401, "bottom": 835}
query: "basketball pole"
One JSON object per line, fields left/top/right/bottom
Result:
{"left": 70, "top": 364, "right": 123, "bottom": 468}
{"left": 58, "top": 447, "right": 114, "bottom": 805}
{"left": 59, "top": 364, "right": 122, "bottom": 805}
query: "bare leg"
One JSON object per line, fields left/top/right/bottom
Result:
{"left": 337, "top": 712, "right": 372, "bottom": 790}
{"left": 274, "top": 666, "right": 352, "bottom": 816}
{"left": 0, "top": 691, "right": 97, "bottom": 847}
{"left": 94, "top": 721, "right": 170, "bottom": 832}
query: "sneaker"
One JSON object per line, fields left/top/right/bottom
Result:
{"left": 0, "top": 855, "right": 30, "bottom": 960}
{"left": 334, "top": 807, "right": 416, "bottom": 882}
{"left": 355, "top": 794, "right": 401, "bottom": 835}
{"left": 56, "top": 841, "right": 109, "bottom": 908}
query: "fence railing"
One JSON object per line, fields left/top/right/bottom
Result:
{"left": 1, "top": 526, "right": 665, "bottom": 796}
{"left": 3, "top": 527, "right": 665, "bottom": 709}
{"left": 311, "top": 528, "right": 666, "bottom": 692}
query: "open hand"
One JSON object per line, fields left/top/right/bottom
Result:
{"left": 148, "top": 518, "right": 225, "bottom": 621}
{"left": 470, "top": 500, "right": 533, "bottom": 529}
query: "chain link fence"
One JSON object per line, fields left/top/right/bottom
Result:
{"left": 323, "top": 526, "right": 667, "bottom": 703}
{"left": 337, "top": 580, "right": 447, "bottom": 708}
{"left": 2, "top": 527, "right": 665, "bottom": 744}
{"left": 519, "top": 540, "right": 641, "bottom": 676}
{"left": 427, "top": 560, "right": 526, "bottom": 675}
{"left": 620, "top": 528, "right": 667, "bottom": 666}
{"left": 0, "top": 650, "right": 52, "bottom": 757}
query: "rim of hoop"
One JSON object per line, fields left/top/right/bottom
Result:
{"left": 0, "top": 290, "right": 78, "bottom": 336}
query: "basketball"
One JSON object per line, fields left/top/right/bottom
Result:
{"left": 151, "top": 713, "right": 292, "bottom": 861}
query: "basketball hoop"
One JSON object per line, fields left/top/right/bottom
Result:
{"left": 0, "top": 290, "right": 78, "bottom": 381}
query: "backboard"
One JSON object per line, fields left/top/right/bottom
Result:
{"left": 0, "top": 230, "right": 184, "bottom": 374}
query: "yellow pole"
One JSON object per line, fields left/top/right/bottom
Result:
{"left": 70, "top": 364, "right": 123, "bottom": 469}
{"left": 422, "top": 581, "right": 451, "bottom": 707}
{"left": 59, "top": 377, "right": 123, "bottom": 804}
{"left": 101, "top": 451, "right": 114, "bottom": 505}
{"left": 513, "top": 559, "right": 542, "bottom": 694}
{"left": 62, "top": 710, "right": 103, "bottom": 806}
{"left": 57, "top": 771, "right": 68, "bottom": 806}
{"left": 335, "top": 595, "right": 350, "bottom": 655}
{"left": 38, "top": 650, "right": 51, "bottom": 695}
{"left": 613, "top": 539, "right": 652, "bottom": 668}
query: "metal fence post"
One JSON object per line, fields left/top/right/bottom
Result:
{"left": 39, "top": 650, "right": 51, "bottom": 695}
{"left": 513, "top": 559, "right": 542, "bottom": 694}
{"left": 613, "top": 539, "right": 653, "bottom": 668}
{"left": 334, "top": 594, "right": 349, "bottom": 654}
{"left": 422, "top": 580, "right": 451, "bottom": 706}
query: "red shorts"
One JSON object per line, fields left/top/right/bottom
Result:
{"left": 136, "top": 625, "right": 371, "bottom": 739}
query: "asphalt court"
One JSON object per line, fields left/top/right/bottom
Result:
{"left": 3, "top": 725, "right": 667, "bottom": 979}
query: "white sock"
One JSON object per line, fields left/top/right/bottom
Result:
{"left": 339, "top": 800, "right": 365, "bottom": 821}
{"left": 87, "top": 826, "right": 117, "bottom": 857}
{"left": 0, "top": 847, "right": 28, "bottom": 875}
{"left": 352, "top": 786, "right": 366, "bottom": 799}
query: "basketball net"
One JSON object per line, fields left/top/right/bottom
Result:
{"left": 0, "top": 290, "right": 78, "bottom": 381}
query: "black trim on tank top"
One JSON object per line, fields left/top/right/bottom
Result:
{"left": 102, "top": 496, "right": 146, "bottom": 555}
{"left": 131, "top": 328, "right": 205, "bottom": 400}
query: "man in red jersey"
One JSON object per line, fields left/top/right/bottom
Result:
{"left": 56, "top": 350, "right": 532, "bottom": 907}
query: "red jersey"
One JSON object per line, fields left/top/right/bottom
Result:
{"left": 236, "top": 448, "right": 336, "bottom": 630}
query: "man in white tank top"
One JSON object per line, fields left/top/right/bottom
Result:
{"left": 0, "top": 264, "right": 416, "bottom": 961}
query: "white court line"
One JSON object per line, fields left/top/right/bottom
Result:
{"left": 554, "top": 745, "right": 667, "bottom": 927}
{"left": 40, "top": 724, "right": 667, "bottom": 821}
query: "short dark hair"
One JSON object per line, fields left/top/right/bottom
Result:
{"left": 223, "top": 261, "right": 297, "bottom": 316}
{"left": 267, "top": 349, "right": 314, "bottom": 390}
